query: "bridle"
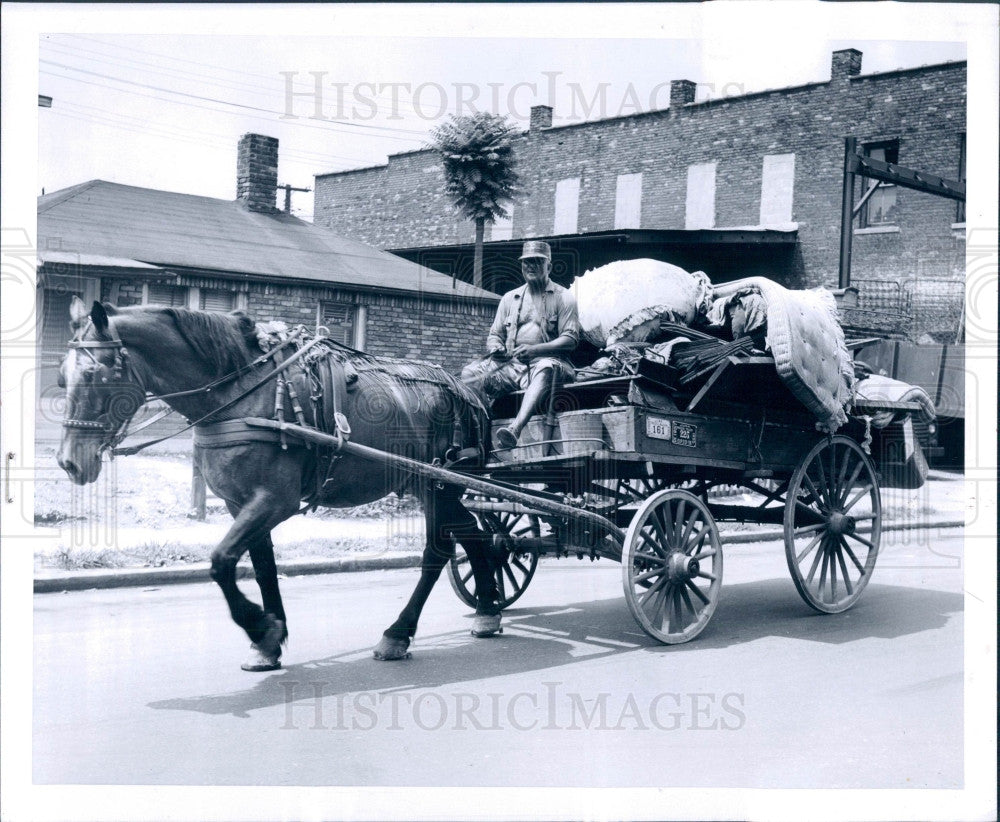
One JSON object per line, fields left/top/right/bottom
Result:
{"left": 62, "top": 314, "right": 328, "bottom": 457}
{"left": 62, "top": 318, "right": 147, "bottom": 454}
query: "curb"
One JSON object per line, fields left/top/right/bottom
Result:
{"left": 33, "top": 519, "right": 965, "bottom": 594}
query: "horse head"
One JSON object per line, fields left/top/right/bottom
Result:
{"left": 57, "top": 297, "right": 146, "bottom": 485}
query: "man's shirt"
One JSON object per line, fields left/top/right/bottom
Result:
{"left": 486, "top": 280, "right": 581, "bottom": 356}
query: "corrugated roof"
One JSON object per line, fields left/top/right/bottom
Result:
{"left": 37, "top": 180, "right": 497, "bottom": 300}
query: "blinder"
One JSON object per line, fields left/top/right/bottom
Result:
{"left": 63, "top": 318, "right": 147, "bottom": 452}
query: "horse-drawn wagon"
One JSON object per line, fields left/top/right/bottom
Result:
{"left": 56, "top": 291, "right": 922, "bottom": 667}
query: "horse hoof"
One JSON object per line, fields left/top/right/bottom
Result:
{"left": 373, "top": 636, "right": 411, "bottom": 661}
{"left": 471, "top": 614, "right": 502, "bottom": 638}
{"left": 241, "top": 645, "right": 282, "bottom": 672}
{"left": 241, "top": 618, "right": 285, "bottom": 671}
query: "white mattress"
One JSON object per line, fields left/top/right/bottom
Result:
{"left": 712, "top": 278, "right": 855, "bottom": 431}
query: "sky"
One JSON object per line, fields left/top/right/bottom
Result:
{"left": 36, "top": 27, "right": 967, "bottom": 222}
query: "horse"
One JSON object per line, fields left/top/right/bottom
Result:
{"left": 56, "top": 297, "right": 502, "bottom": 671}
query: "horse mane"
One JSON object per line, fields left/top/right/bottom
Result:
{"left": 160, "top": 308, "right": 258, "bottom": 376}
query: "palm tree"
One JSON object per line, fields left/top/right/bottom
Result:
{"left": 429, "top": 112, "right": 519, "bottom": 290}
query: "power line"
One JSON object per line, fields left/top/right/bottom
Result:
{"left": 40, "top": 65, "right": 431, "bottom": 148}
{"left": 41, "top": 59, "right": 430, "bottom": 137}
{"left": 48, "top": 34, "right": 431, "bottom": 117}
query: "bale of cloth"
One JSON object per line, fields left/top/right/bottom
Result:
{"left": 710, "top": 278, "right": 855, "bottom": 432}
{"left": 570, "top": 259, "right": 713, "bottom": 349}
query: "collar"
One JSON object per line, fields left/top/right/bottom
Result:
{"left": 513, "top": 281, "right": 557, "bottom": 299}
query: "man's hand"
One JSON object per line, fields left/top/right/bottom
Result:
{"left": 489, "top": 348, "right": 511, "bottom": 361}
{"left": 511, "top": 344, "right": 537, "bottom": 363}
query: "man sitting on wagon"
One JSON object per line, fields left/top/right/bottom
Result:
{"left": 461, "top": 240, "right": 580, "bottom": 449}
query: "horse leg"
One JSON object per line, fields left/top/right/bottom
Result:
{"left": 373, "top": 487, "right": 496, "bottom": 660}
{"left": 211, "top": 490, "right": 297, "bottom": 670}
{"left": 226, "top": 502, "right": 289, "bottom": 672}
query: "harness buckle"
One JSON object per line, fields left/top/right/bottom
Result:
{"left": 334, "top": 412, "right": 351, "bottom": 440}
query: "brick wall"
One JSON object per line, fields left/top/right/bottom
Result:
{"left": 315, "top": 53, "right": 966, "bottom": 337}
{"left": 104, "top": 275, "right": 495, "bottom": 376}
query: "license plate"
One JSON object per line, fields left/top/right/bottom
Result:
{"left": 646, "top": 417, "right": 671, "bottom": 440}
{"left": 672, "top": 422, "right": 697, "bottom": 447}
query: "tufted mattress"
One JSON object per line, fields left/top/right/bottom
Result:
{"left": 712, "top": 278, "right": 854, "bottom": 431}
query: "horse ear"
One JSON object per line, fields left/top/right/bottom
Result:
{"left": 90, "top": 301, "right": 109, "bottom": 333}
{"left": 69, "top": 295, "right": 88, "bottom": 324}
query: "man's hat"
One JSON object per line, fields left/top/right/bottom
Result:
{"left": 519, "top": 240, "right": 552, "bottom": 261}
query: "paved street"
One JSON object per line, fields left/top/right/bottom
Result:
{"left": 33, "top": 527, "right": 965, "bottom": 788}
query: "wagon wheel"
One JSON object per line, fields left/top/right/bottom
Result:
{"left": 449, "top": 505, "right": 540, "bottom": 609}
{"left": 784, "top": 435, "right": 881, "bottom": 613}
{"left": 622, "top": 489, "right": 723, "bottom": 644}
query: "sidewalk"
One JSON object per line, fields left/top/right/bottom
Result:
{"left": 34, "top": 471, "right": 967, "bottom": 593}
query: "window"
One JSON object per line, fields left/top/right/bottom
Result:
{"left": 318, "top": 300, "right": 357, "bottom": 346}
{"left": 956, "top": 133, "right": 966, "bottom": 224}
{"left": 685, "top": 163, "right": 716, "bottom": 229}
{"left": 199, "top": 289, "right": 236, "bottom": 312}
{"left": 859, "top": 140, "right": 899, "bottom": 228}
{"left": 759, "top": 153, "right": 795, "bottom": 225}
{"left": 614, "top": 173, "right": 643, "bottom": 229}
{"left": 146, "top": 284, "right": 187, "bottom": 306}
{"left": 553, "top": 177, "right": 580, "bottom": 234}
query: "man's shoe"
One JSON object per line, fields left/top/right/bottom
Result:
{"left": 495, "top": 427, "right": 518, "bottom": 449}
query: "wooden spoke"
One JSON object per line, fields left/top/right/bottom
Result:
{"left": 638, "top": 574, "right": 669, "bottom": 608}
{"left": 633, "top": 565, "right": 665, "bottom": 584}
{"left": 623, "top": 489, "right": 722, "bottom": 644}
{"left": 784, "top": 436, "right": 880, "bottom": 613}
{"left": 837, "top": 458, "right": 865, "bottom": 507}
{"left": 633, "top": 550, "right": 666, "bottom": 565}
{"left": 815, "top": 454, "right": 832, "bottom": 508}
{"left": 839, "top": 536, "right": 866, "bottom": 575}
{"left": 803, "top": 534, "right": 824, "bottom": 583}
{"left": 835, "top": 546, "right": 854, "bottom": 596}
{"left": 685, "top": 579, "right": 710, "bottom": 605}
{"left": 843, "top": 484, "right": 874, "bottom": 514}
{"left": 801, "top": 473, "right": 829, "bottom": 513}
{"left": 844, "top": 531, "right": 876, "bottom": 550}
{"left": 796, "top": 530, "right": 824, "bottom": 563}
{"left": 679, "top": 584, "right": 698, "bottom": 618}
{"left": 448, "top": 500, "right": 540, "bottom": 609}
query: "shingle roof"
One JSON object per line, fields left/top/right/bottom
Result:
{"left": 37, "top": 180, "right": 497, "bottom": 300}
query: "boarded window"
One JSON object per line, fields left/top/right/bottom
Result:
{"left": 318, "top": 301, "right": 356, "bottom": 346}
{"left": 956, "top": 133, "right": 966, "bottom": 224}
{"left": 759, "top": 154, "right": 795, "bottom": 225}
{"left": 860, "top": 141, "right": 899, "bottom": 227}
{"left": 146, "top": 284, "right": 187, "bottom": 306}
{"left": 685, "top": 163, "right": 716, "bottom": 229}
{"left": 614, "top": 173, "right": 643, "bottom": 229}
{"left": 199, "top": 289, "right": 236, "bottom": 312}
{"left": 553, "top": 178, "right": 580, "bottom": 234}
{"left": 491, "top": 208, "right": 514, "bottom": 242}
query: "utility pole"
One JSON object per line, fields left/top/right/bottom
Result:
{"left": 280, "top": 183, "right": 311, "bottom": 215}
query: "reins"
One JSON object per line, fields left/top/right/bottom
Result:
{"left": 64, "top": 316, "right": 327, "bottom": 457}
{"left": 114, "top": 336, "right": 327, "bottom": 456}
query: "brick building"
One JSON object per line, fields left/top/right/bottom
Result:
{"left": 314, "top": 48, "right": 966, "bottom": 341}
{"left": 36, "top": 133, "right": 498, "bottom": 435}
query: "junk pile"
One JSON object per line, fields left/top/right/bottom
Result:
{"left": 571, "top": 260, "right": 885, "bottom": 434}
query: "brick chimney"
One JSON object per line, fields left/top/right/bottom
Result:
{"left": 529, "top": 105, "right": 553, "bottom": 130}
{"left": 670, "top": 80, "right": 696, "bottom": 108}
{"left": 831, "top": 49, "right": 863, "bottom": 81}
{"left": 237, "top": 133, "right": 278, "bottom": 213}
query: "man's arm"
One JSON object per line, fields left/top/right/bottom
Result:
{"left": 513, "top": 289, "right": 580, "bottom": 361}
{"left": 485, "top": 294, "right": 511, "bottom": 355}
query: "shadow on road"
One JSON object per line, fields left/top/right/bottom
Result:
{"left": 149, "top": 579, "right": 962, "bottom": 717}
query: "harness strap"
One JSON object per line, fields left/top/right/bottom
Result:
{"left": 114, "top": 336, "right": 326, "bottom": 456}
